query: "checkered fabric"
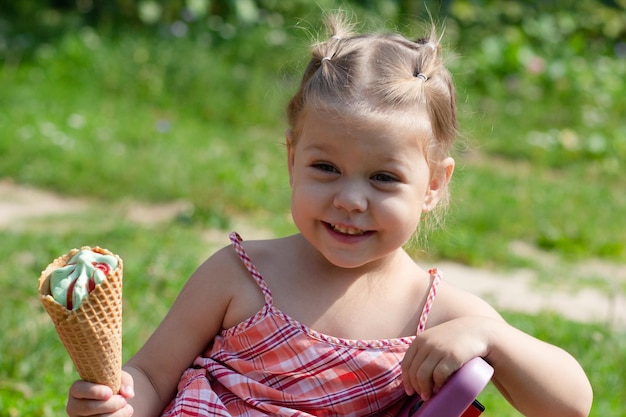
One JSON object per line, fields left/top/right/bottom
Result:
{"left": 161, "top": 232, "right": 442, "bottom": 416}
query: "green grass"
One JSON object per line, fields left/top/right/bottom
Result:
{"left": 2, "top": 25, "right": 623, "bottom": 265}
{"left": 1, "top": 8, "right": 625, "bottom": 416}
{"left": 426, "top": 155, "right": 626, "bottom": 267}
{"left": 2, "top": 214, "right": 624, "bottom": 416}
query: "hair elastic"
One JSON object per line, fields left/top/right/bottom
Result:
{"left": 415, "top": 72, "right": 428, "bottom": 81}
{"left": 321, "top": 56, "right": 331, "bottom": 63}
{"left": 331, "top": 35, "right": 341, "bottom": 40}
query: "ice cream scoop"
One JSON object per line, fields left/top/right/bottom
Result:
{"left": 39, "top": 246, "right": 124, "bottom": 392}
{"left": 49, "top": 249, "right": 119, "bottom": 310}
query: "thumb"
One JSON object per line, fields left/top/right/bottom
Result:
{"left": 119, "top": 370, "right": 135, "bottom": 399}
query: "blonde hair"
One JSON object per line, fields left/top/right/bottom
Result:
{"left": 286, "top": 13, "right": 458, "bottom": 228}
{"left": 288, "top": 13, "right": 456, "bottom": 149}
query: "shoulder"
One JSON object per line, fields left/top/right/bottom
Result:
{"left": 194, "top": 240, "right": 251, "bottom": 282}
{"left": 198, "top": 233, "right": 300, "bottom": 285}
{"left": 235, "top": 233, "right": 301, "bottom": 255}
{"left": 185, "top": 236, "right": 278, "bottom": 304}
{"left": 429, "top": 275, "right": 504, "bottom": 326}
{"left": 197, "top": 235, "right": 298, "bottom": 328}
{"left": 174, "top": 243, "right": 249, "bottom": 314}
{"left": 230, "top": 234, "right": 304, "bottom": 279}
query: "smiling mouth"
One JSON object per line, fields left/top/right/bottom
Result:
{"left": 328, "top": 223, "right": 367, "bottom": 236}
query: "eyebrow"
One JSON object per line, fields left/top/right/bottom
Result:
{"left": 301, "top": 143, "right": 336, "bottom": 154}
{"left": 303, "top": 142, "right": 414, "bottom": 169}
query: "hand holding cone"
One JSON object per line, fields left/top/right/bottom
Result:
{"left": 38, "top": 246, "right": 123, "bottom": 393}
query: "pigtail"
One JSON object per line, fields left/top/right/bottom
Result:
{"left": 368, "top": 35, "right": 436, "bottom": 121}
{"left": 311, "top": 12, "right": 355, "bottom": 74}
{"left": 369, "top": 27, "right": 456, "bottom": 152}
{"left": 412, "top": 29, "right": 441, "bottom": 79}
{"left": 371, "top": 38, "right": 429, "bottom": 106}
{"left": 416, "top": 29, "right": 458, "bottom": 150}
{"left": 302, "top": 13, "right": 363, "bottom": 111}
{"left": 286, "top": 12, "right": 358, "bottom": 136}
{"left": 323, "top": 11, "right": 356, "bottom": 40}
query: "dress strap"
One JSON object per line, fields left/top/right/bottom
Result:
{"left": 229, "top": 232, "right": 273, "bottom": 306}
{"left": 416, "top": 268, "right": 442, "bottom": 334}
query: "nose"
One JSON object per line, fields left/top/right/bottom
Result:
{"left": 333, "top": 179, "right": 368, "bottom": 212}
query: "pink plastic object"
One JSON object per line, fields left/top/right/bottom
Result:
{"left": 396, "top": 357, "right": 494, "bottom": 417}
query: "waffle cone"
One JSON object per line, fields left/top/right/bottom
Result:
{"left": 38, "top": 246, "right": 123, "bottom": 393}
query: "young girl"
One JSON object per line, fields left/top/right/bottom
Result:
{"left": 66, "top": 13, "right": 592, "bottom": 417}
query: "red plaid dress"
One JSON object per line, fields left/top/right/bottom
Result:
{"left": 161, "top": 232, "right": 442, "bottom": 417}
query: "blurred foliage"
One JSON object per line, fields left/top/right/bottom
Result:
{"left": 1, "top": 0, "right": 624, "bottom": 261}
{"left": 2, "top": 1, "right": 624, "bottom": 57}
{"left": 443, "top": 1, "right": 626, "bottom": 168}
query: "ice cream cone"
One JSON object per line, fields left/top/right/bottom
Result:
{"left": 38, "top": 247, "right": 123, "bottom": 393}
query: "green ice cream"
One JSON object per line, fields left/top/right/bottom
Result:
{"left": 50, "top": 249, "right": 119, "bottom": 310}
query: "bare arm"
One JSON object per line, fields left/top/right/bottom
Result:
{"left": 402, "top": 282, "right": 592, "bottom": 417}
{"left": 484, "top": 318, "right": 592, "bottom": 417}
{"left": 67, "top": 245, "right": 251, "bottom": 417}
{"left": 123, "top": 246, "right": 245, "bottom": 415}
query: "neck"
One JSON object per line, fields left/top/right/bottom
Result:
{"left": 292, "top": 233, "right": 411, "bottom": 283}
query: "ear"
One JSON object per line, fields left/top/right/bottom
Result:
{"left": 422, "top": 157, "right": 455, "bottom": 212}
{"left": 286, "top": 129, "right": 295, "bottom": 187}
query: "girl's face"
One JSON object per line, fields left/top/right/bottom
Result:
{"left": 287, "top": 109, "right": 454, "bottom": 270}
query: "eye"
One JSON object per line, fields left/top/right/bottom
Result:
{"left": 312, "top": 162, "right": 339, "bottom": 174}
{"left": 371, "top": 172, "right": 399, "bottom": 183}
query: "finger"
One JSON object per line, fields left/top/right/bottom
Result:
{"left": 402, "top": 338, "right": 436, "bottom": 397}
{"left": 401, "top": 344, "right": 419, "bottom": 395}
{"left": 69, "top": 380, "right": 113, "bottom": 401}
{"left": 413, "top": 357, "right": 438, "bottom": 401}
{"left": 403, "top": 344, "right": 437, "bottom": 401}
{"left": 432, "top": 358, "right": 461, "bottom": 392}
{"left": 119, "top": 371, "right": 135, "bottom": 399}
{"left": 66, "top": 394, "right": 129, "bottom": 417}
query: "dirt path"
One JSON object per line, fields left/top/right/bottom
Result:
{"left": 2, "top": 179, "right": 624, "bottom": 329}
{"left": 439, "top": 261, "right": 625, "bottom": 328}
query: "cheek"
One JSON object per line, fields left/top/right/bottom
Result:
{"left": 292, "top": 175, "right": 329, "bottom": 199}
{"left": 290, "top": 181, "right": 325, "bottom": 216}
{"left": 377, "top": 195, "right": 424, "bottom": 228}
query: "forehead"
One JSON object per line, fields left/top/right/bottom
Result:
{"left": 296, "top": 107, "right": 433, "bottom": 154}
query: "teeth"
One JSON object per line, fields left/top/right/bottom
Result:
{"left": 331, "top": 224, "right": 365, "bottom": 235}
